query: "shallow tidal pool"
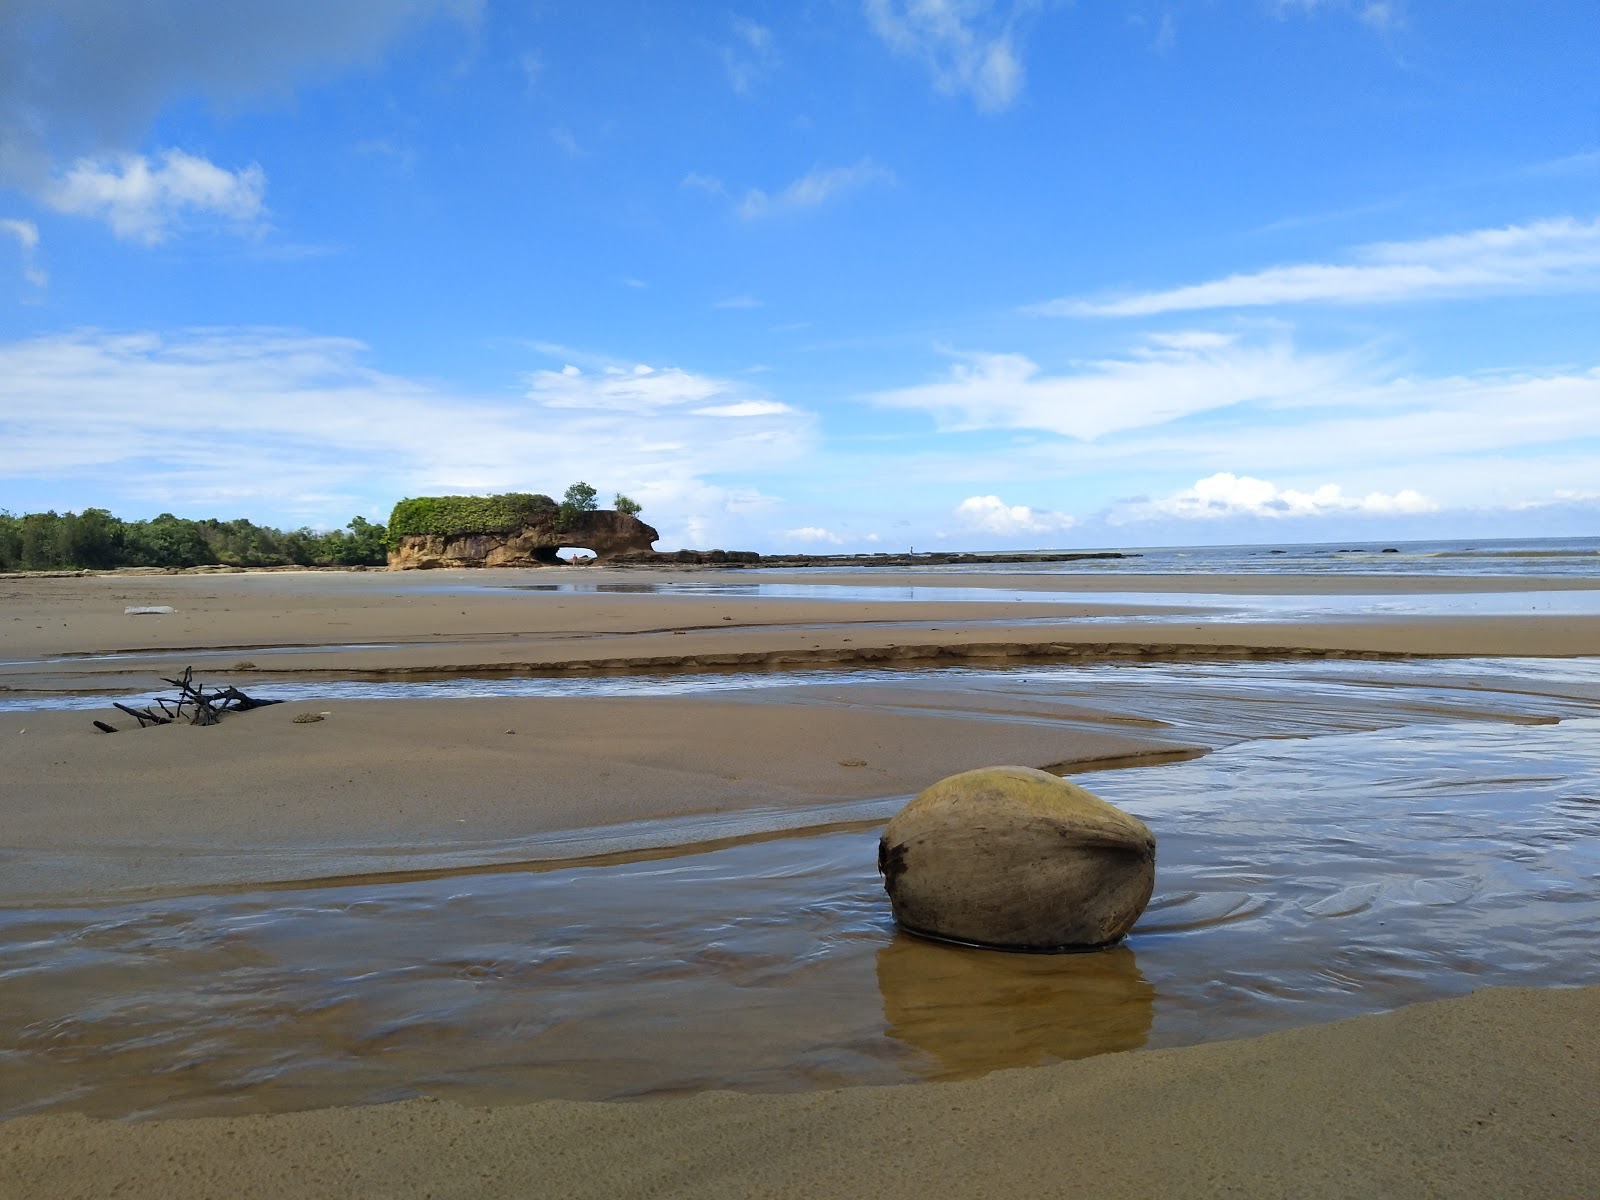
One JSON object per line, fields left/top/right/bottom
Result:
{"left": 4, "top": 714, "right": 1599, "bottom": 1121}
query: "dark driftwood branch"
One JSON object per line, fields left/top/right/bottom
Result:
{"left": 98, "top": 667, "right": 281, "bottom": 732}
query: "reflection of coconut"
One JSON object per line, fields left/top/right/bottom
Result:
{"left": 876, "top": 934, "right": 1154, "bottom": 1080}
{"left": 879, "top": 765, "right": 1156, "bottom": 951}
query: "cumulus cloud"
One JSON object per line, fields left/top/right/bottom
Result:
{"left": 1, "top": 218, "right": 45, "bottom": 285}
{"left": 868, "top": 330, "right": 1356, "bottom": 440}
{"left": 785, "top": 525, "right": 846, "bottom": 544}
{"left": 45, "top": 150, "right": 266, "bottom": 243}
{"left": 1049, "top": 216, "right": 1600, "bottom": 316}
{"left": 864, "top": 0, "right": 1031, "bottom": 113}
{"left": 954, "top": 494, "right": 1075, "bottom": 535}
{"left": 0, "top": 0, "right": 475, "bottom": 192}
{"left": 1112, "top": 473, "right": 1437, "bottom": 523}
{"left": 0, "top": 328, "right": 814, "bottom": 531}
{"left": 737, "top": 160, "right": 894, "bottom": 220}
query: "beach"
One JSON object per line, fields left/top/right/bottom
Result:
{"left": 4, "top": 559, "right": 1600, "bottom": 1196}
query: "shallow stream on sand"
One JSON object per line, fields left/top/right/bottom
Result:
{"left": 4, "top": 714, "right": 1599, "bottom": 1121}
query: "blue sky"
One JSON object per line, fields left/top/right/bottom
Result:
{"left": 1, "top": 0, "right": 1596, "bottom": 552}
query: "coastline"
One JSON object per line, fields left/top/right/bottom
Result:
{"left": 4, "top": 564, "right": 1599, "bottom": 1196}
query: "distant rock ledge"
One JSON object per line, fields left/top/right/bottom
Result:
{"left": 388, "top": 510, "right": 660, "bottom": 569}
{"left": 608, "top": 550, "right": 1136, "bottom": 569}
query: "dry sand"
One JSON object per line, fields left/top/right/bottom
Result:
{"left": 4, "top": 565, "right": 1599, "bottom": 1197}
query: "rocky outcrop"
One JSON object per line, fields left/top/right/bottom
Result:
{"left": 878, "top": 765, "right": 1156, "bottom": 952}
{"left": 388, "top": 510, "right": 659, "bottom": 569}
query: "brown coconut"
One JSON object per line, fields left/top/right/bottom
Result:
{"left": 878, "top": 765, "right": 1156, "bottom": 952}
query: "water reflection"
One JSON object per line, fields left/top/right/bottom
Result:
{"left": 877, "top": 937, "right": 1153, "bottom": 1079}
{"left": 3, "top": 716, "right": 1599, "bottom": 1120}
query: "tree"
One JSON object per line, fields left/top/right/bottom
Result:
{"left": 614, "top": 493, "right": 642, "bottom": 517}
{"left": 558, "top": 480, "right": 599, "bottom": 528}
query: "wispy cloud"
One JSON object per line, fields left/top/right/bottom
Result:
{"left": 1, "top": 218, "right": 46, "bottom": 286}
{"left": 45, "top": 150, "right": 267, "bottom": 244}
{"left": 722, "top": 17, "right": 777, "bottom": 95}
{"left": 550, "top": 127, "right": 585, "bottom": 157}
{"left": 864, "top": 0, "right": 1032, "bottom": 113}
{"left": 1271, "top": 0, "right": 1402, "bottom": 29}
{"left": 1046, "top": 216, "right": 1600, "bottom": 316}
{"left": 737, "top": 160, "right": 894, "bottom": 219}
{"left": 0, "top": 329, "right": 815, "bottom": 534}
{"left": 680, "top": 171, "right": 728, "bottom": 198}
{"left": 713, "top": 294, "right": 764, "bottom": 309}
{"left": 868, "top": 330, "right": 1359, "bottom": 439}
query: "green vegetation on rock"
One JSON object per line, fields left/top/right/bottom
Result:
{"left": 557, "top": 481, "right": 599, "bottom": 530}
{"left": 385, "top": 493, "right": 557, "bottom": 541}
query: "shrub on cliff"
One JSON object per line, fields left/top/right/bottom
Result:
{"left": 386, "top": 493, "right": 558, "bottom": 542}
{"left": 557, "top": 481, "right": 599, "bottom": 530}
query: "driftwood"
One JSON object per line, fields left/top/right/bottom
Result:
{"left": 104, "top": 666, "right": 282, "bottom": 731}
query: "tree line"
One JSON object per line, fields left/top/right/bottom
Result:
{"left": 0, "top": 509, "right": 389, "bottom": 572}
{"left": 0, "top": 484, "right": 645, "bottom": 572}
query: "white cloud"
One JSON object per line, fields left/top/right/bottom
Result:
{"left": 693, "top": 400, "right": 794, "bottom": 417}
{"left": 864, "top": 0, "right": 1030, "bottom": 113}
{"left": 713, "top": 295, "right": 763, "bottom": 309}
{"left": 1050, "top": 216, "right": 1600, "bottom": 316}
{"left": 1, "top": 218, "right": 45, "bottom": 286}
{"left": 45, "top": 150, "right": 266, "bottom": 243}
{"left": 868, "top": 330, "right": 1357, "bottom": 440}
{"left": 955, "top": 494, "right": 1076, "bottom": 535}
{"left": 1112, "top": 472, "right": 1437, "bottom": 523}
{"left": 0, "top": 329, "right": 815, "bottom": 536}
{"left": 737, "top": 160, "right": 894, "bottom": 220}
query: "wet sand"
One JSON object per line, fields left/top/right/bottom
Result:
{"left": 4, "top": 985, "right": 1596, "bottom": 1198}
{"left": 4, "top": 565, "right": 1600, "bottom": 1196}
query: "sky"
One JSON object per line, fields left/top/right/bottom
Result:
{"left": 0, "top": 0, "right": 1596, "bottom": 553}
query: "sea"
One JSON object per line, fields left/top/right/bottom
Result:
{"left": 799, "top": 535, "right": 1600, "bottom": 579}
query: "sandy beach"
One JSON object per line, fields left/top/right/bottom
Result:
{"left": 4, "top": 564, "right": 1600, "bottom": 1197}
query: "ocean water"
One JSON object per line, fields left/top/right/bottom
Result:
{"left": 789, "top": 535, "right": 1600, "bottom": 579}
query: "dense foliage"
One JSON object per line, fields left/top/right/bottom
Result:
{"left": 386, "top": 493, "right": 557, "bottom": 539}
{"left": 557, "top": 481, "right": 599, "bottom": 529}
{"left": 0, "top": 509, "right": 389, "bottom": 571}
{"left": 613, "top": 493, "right": 642, "bottom": 517}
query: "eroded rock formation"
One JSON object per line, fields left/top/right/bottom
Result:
{"left": 388, "top": 510, "right": 659, "bottom": 569}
